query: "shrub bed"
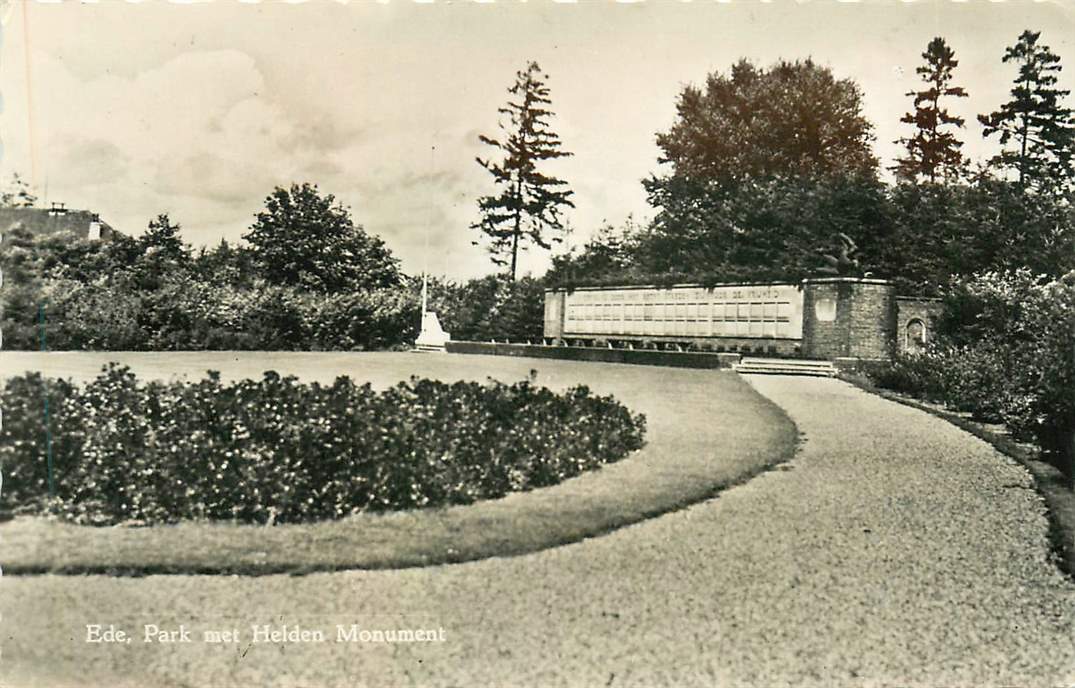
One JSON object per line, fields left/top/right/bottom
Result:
{"left": 865, "top": 270, "right": 1075, "bottom": 478}
{"left": 0, "top": 366, "right": 646, "bottom": 525}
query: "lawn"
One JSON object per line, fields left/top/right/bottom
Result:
{"left": 0, "top": 351, "right": 797, "bottom": 575}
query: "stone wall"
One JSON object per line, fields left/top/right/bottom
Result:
{"left": 895, "top": 297, "right": 943, "bottom": 354}
{"left": 802, "top": 278, "right": 896, "bottom": 360}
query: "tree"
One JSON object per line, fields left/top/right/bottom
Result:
{"left": 0, "top": 173, "right": 37, "bottom": 208}
{"left": 881, "top": 177, "right": 1075, "bottom": 294}
{"left": 650, "top": 59, "right": 878, "bottom": 188}
{"left": 978, "top": 30, "right": 1075, "bottom": 192}
{"left": 244, "top": 183, "right": 400, "bottom": 293}
{"left": 639, "top": 175, "right": 891, "bottom": 284}
{"left": 894, "top": 37, "right": 969, "bottom": 183}
{"left": 192, "top": 239, "right": 257, "bottom": 288}
{"left": 472, "top": 61, "right": 574, "bottom": 281}
{"left": 545, "top": 218, "right": 646, "bottom": 287}
{"left": 433, "top": 274, "right": 546, "bottom": 341}
{"left": 140, "top": 213, "right": 190, "bottom": 264}
{"left": 634, "top": 59, "right": 881, "bottom": 284}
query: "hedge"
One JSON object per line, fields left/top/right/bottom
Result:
{"left": 6, "top": 279, "right": 423, "bottom": 352}
{"left": 0, "top": 366, "right": 647, "bottom": 525}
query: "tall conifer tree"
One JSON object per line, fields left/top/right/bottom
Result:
{"left": 979, "top": 30, "right": 1075, "bottom": 192}
{"left": 472, "top": 62, "right": 574, "bottom": 281}
{"left": 894, "top": 37, "right": 968, "bottom": 183}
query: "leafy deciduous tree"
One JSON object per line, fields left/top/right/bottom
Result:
{"left": 545, "top": 218, "right": 645, "bottom": 287}
{"left": 650, "top": 59, "right": 878, "bottom": 189}
{"left": 192, "top": 239, "right": 257, "bottom": 288}
{"left": 635, "top": 59, "right": 882, "bottom": 284}
{"left": 140, "top": 213, "right": 191, "bottom": 264}
{"left": 881, "top": 177, "right": 1075, "bottom": 294}
{"left": 244, "top": 183, "right": 400, "bottom": 293}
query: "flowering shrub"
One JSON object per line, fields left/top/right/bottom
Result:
{"left": 432, "top": 275, "right": 546, "bottom": 342}
{"left": 866, "top": 346, "right": 1013, "bottom": 422}
{"left": 0, "top": 366, "right": 646, "bottom": 525}
{"left": 307, "top": 289, "right": 420, "bottom": 351}
{"left": 0, "top": 373, "right": 83, "bottom": 506}
{"left": 867, "top": 270, "right": 1075, "bottom": 476}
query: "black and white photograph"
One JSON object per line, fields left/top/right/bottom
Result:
{"left": 1, "top": 1, "right": 1074, "bottom": 686}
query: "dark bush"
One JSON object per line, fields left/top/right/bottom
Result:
{"left": 308, "top": 289, "right": 420, "bottom": 351}
{"left": 862, "top": 350, "right": 949, "bottom": 402}
{"left": 2, "top": 229, "right": 548, "bottom": 352}
{"left": 0, "top": 366, "right": 646, "bottom": 525}
{"left": 0, "top": 373, "right": 83, "bottom": 507}
{"left": 434, "top": 275, "right": 546, "bottom": 343}
{"left": 869, "top": 346, "right": 1013, "bottom": 422}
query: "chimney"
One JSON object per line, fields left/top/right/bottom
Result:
{"left": 88, "top": 212, "right": 102, "bottom": 240}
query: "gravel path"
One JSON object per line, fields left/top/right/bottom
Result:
{"left": 6, "top": 375, "right": 1075, "bottom": 687}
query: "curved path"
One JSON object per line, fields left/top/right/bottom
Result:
{"left": 6, "top": 375, "right": 1075, "bottom": 687}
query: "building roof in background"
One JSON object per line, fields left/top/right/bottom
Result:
{"left": 0, "top": 206, "right": 121, "bottom": 241}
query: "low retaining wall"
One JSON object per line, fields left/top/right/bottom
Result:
{"left": 445, "top": 341, "right": 741, "bottom": 369}
{"left": 557, "top": 335, "right": 800, "bottom": 357}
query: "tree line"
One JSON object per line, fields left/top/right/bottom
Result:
{"left": 2, "top": 29, "right": 1073, "bottom": 351}
{"left": 514, "top": 31, "right": 1075, "bottom": 293}
{"left": 0, "top": 182, "right": 545, "bottom": 351}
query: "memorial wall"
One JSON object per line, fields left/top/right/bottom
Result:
{"left": 545, "top": 277, "right": 925, "bottom": 362}
{"left": 558, "top": 284, "right": 804, "bottom": 340}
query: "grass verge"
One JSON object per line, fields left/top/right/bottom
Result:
{"left": 1, "top": 353, "right": 798, "bottom": 576}
{"left": 844, "top": 373, "right": 1075, "bottom": 580}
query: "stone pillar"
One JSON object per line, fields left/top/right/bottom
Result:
{"left": 543, "top": 290, "right": 566, "bottom": 343}
{"left": 801, "top": 278, "right": 897, "bottom": 361}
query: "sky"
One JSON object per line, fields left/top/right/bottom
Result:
{"left": 2, "top": 1, "right": 1074, "bottom": 281}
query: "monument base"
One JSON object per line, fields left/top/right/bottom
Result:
{"left": 415, "top": 311, "right": 451, "bottom": 352}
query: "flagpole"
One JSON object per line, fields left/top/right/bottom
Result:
{"left": 422, "top": 144, "right": 434, "bottom": 319}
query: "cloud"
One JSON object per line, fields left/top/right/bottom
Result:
{"left": 9, "top": 2, "right": 1073, "bottom": 281}
{"left": 35, "top": 50, "right": 268, "bottom": 161}
{"left": 279, "top": 116, "right": 364, "bottom": 155}
{"left": 54, "top": 137, "right": 130, "bottom": 187}
{"left": 17, "top": 48, "right": 378, "bottom": 241}
{"left": 153, "top": 152, "right": 277, "bottom": 205}
{"left": 300, "top": 158, "right": 344, "bottom": 181}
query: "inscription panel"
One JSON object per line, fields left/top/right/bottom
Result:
{"left": 562, "top": 284, "right": 804, "bottom": 339}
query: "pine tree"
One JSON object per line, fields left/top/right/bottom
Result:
{"left": 894, "top": 37, "right": 969, "bottom": 183}
{"left": 472, "top": 61, "right": 574, "bottom": 281}
{"left": 978, "top": 30, "right": 1075, "bottom": 192}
